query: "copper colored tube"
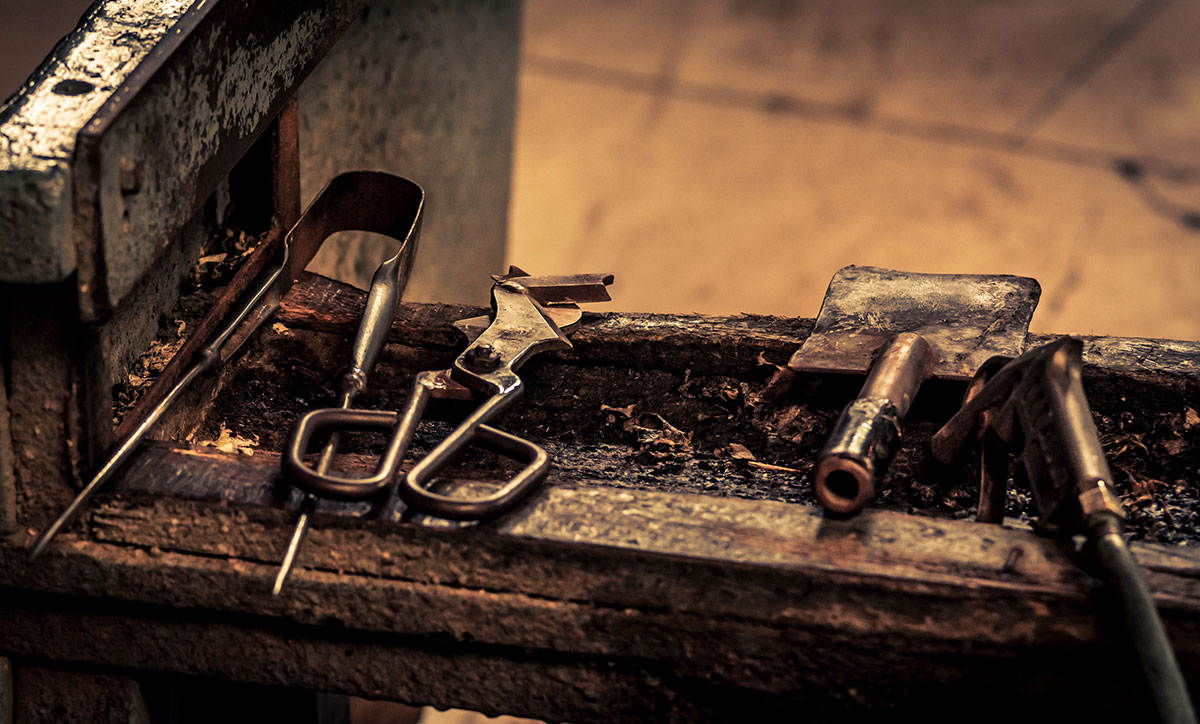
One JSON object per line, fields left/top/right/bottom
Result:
{"left": 814, "top": 333, "right": 935, "bottom": 514}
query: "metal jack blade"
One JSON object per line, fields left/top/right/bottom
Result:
{"left": 790, "top": 265, "right": 1041, "bottom": 515}
{"left": 788, "top": 266, "right": 1042, "bottom": 381}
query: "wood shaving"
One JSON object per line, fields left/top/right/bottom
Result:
{"left": 726, "top": 443, "right": 755, "bottom": 460}
{"left": 199, "top": 423, "right": 260, "bottom": 455}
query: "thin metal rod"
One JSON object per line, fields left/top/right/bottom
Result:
{"left": 31, "top": 360, "right": 210, "bottom": 559}
{"left": 30, "top": 252, "right": 289, "bottom": 560}
{"left": 273, "top": 431, "right": 339, "bottom": 595}
{"left": 273, "top": 495, "right": 316, "bottom": 595}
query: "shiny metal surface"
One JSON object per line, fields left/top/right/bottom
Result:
{"left": 277, "top": 271, "right": 611, "bottom": 535}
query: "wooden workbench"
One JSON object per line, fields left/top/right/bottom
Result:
{"left": 2, "top": 273, "right": 1199, "bottom": 722}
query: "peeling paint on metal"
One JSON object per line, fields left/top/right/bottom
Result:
{"left": 0, "top": 0, "right": 194, "bottom": 283}
{"left": 95, "top": 6, "right": 335, "bottom": 307}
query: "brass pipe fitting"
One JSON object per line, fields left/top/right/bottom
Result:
{"left": 814, "top": 333, "right": 935, "bottom": 514}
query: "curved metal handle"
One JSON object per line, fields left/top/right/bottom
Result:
{"left": 396, "top": 377, "right": 550, "bottom": 519}
{"left": 398, "top": 383, "right": 550, "bottom": 520}
{"left": 284, "top": 373, "right": 550, "bottom": 519}
{"left": 400, "top": 422, "right": 551, "bottom": 521}
{"left": 282, "top": 377, "right": 433, "bottom": 501}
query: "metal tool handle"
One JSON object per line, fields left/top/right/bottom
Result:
{"left": 282, "top": 380, "right": 431, "bottom": 501}
{"left": 285, "top": 372, "right": 549, "bottom": 518}
{"left": 341, "top": 255, "right": 404, "bottom": 396}
{"left": 399, "top": 384, "right": 551, "bottom": 520}
{"left": 273, "top": 237, "right": 419, "bottom": 594}
{"left": 813, "top": 333, "right": 934, "bottom": 514}
{"left": 279, "top": 255, "right": 410, "bottom": 496}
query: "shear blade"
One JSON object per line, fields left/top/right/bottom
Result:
{"left": 453, "top": 305, "right": 583, "bottom": 342}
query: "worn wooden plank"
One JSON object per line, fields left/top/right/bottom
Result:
{"left": 276, "top": 272, "right": 814, "bottom": 377}
{"left": 6, "top": 272, "right": 1200, "bottom": 720}
{"left": 4, "top": 482, "right": 1198, "bottom": 720}
{"left": 33, "top": 443, "right": 1200, "bottom": 696}
{"left": 204, "top": 276, "right": 1200, "bottom": 544}
{"left": 90, "top": 446, "right": 1200, "bottom": 609}
{"left": 0, "top": 590, "right": 681, "bottom": 723}
{"left": 274, "top": 274, "right": 1200, "bottom": 382}
{"left": 1027, "top": 332, "right": 1200, "bottom": 379}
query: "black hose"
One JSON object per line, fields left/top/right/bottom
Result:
{"left": 1091, "top": 521, "right": 1196, "bottom": 724}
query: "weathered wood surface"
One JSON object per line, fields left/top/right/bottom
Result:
{"left": 275, "top": 273, "right": 1200, "bottom": 379}
{"left": 12, "top": 667, "right": 149, "bottom": 724}
{"left": 232, "top": 274, "right": 1200, "bottom": 542}
{"left": 276, "top": 271, "right": 815, "bottom": 376}
{"left": 4, "top": 272, "right": 1200, "bottom": 721}
{"left": 3, "top": 446, "right": 1199, "bottom": 720}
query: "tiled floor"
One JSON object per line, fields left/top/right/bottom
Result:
{"left": 510, "top": 0, "right": 1200, "bottom": 341}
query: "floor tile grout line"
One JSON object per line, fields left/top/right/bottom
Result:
{"left": 1005, "top": 0, "right": 1172, "bottom": 141}
{"left": 636, "top": 4, "right": 699, "bottom": 134}
{"left": 521, "top": 52, "right": 1200, "bottom": 182}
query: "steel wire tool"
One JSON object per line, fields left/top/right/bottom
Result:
{"left": 273, "top": 267, "right": 613, "bottom": 591}
{"left": 30, "top": 172, "right": 424, "bottom": 560}
{"left": 932, "top": 337, "right": 1196, "bottom": 724}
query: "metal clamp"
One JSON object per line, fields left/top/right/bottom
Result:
{"left": 931, "top": 337, "right": 1196, "bottom": 724}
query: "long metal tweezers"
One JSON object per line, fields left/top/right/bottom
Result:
{"left": 272, "top": 248, "right": 419, "bottom": 594}
{"left": 30, "top": 171, "right": 424, "bottom": 559}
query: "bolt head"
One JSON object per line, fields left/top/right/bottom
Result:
{"left": 463, "top": 343, "right": 501, "bottom": 372}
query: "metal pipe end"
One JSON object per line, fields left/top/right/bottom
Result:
{"left": 814, "top": 455, "right": 876, "bottom": 514}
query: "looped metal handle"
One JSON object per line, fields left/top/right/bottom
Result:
{"left": 283, "top": 371, "right": 549, "bottom": 518}
{"left": 282, "top": 408, "right": 415, "bottom": 500}
{"left": 395, "top": 376, "right": 551, "bottom": 519}
{"left": 399, "top": 409, "right": 551, "bottom": 521}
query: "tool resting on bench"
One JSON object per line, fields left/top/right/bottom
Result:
{"left": 932, "top": 337, "right": 1196, "bottom": 724}
{"left": 30, "top": 172, "right": 424, "bottom": 560}
{"left": 273, "top": 267, "right": 613, "bottom": 592}
{"left": 786, "top": 266, "right": 1040, "bottom": 514}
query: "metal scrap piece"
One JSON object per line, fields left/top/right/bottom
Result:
{"left": 789, "top": 266, "right": 1042, "bottom": 381}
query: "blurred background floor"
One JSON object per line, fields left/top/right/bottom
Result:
{"left": 4, "top": 0, "right": 1198, "bottom": 340}
{"left": 511, "top": 0, "right": 1200, "bottom": 341}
